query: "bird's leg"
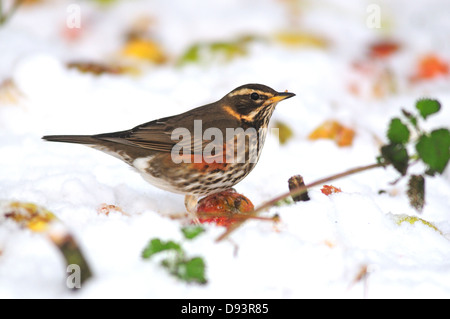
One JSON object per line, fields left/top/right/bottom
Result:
{"left": 184, "top": 194, "right": 200, "bottom": 223}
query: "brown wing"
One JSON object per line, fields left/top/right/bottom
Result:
{"left": 94, "top": 104, "right": 241, "bottom": 155}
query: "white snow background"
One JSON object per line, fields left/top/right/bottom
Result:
{"left": 0, "top": 0, "right": 450, "bottom": 298}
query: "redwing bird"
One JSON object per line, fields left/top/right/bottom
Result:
{"left": 42, "top": 84, "right": 295, "bottom": 214}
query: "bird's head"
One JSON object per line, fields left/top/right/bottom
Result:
{"left": 220, "top": 83, "right": 295, "bottom": 127}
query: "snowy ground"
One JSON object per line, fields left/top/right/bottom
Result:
{"left": 1, "top": 0, "right": 450, "bottom": 298}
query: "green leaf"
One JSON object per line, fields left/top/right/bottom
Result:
{"left": 415, "top": 99, "right": 441, "bottom": 119}
{"left": 176, "top": 257, "right": 207, "bottom": 284}
{"left": 387, "top": 118, "right": 410, "bottom": 144}
{"left": 181, "top": 226, "right": 205, "bottom": 240}
{"left": 177, "top": 36, "right": 258, "bottom": 66}
{"left": 162, "top": 255, "right": 207, "bottom": 284}
{"left": 416, "top": 128, "right": 450, "bottom": 174}
{"left": 380, "top": 143, "right": 409, "bottom": 175}
{"left": 178, "top": 45, "right": 200, "bottom": 65}
{"left": 407, "top": 175, "right": 425, "bottom": 212}
{"left": 142, "top": 239, "right": 182, "bottom": 259}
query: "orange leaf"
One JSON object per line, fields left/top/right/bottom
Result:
{"left": 308, "top": 120, "right": 355, "bottom": 147}
{"left": 413, "top": 54, "right": 449, "bottom": 80}
{"left": 369, "top": 41, "right": 400, "bottom": 59}
{"left": 321, "top": 185, "right": 342, "bottom": 196}
{"left": 336, "top": 125, "right": 356, "bottom": 147}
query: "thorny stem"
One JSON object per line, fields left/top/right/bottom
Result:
{"left": 216, "top": 162, "right": 385, "bottom": 242}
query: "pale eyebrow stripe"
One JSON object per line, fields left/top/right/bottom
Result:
{"left": 228, "top": 89, "right": 273, "bottom": 97}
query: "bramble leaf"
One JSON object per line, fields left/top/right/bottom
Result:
{"left": 416, "top": 128, "right": 450, "bottom": 175}
{"left": 380, "top": 143, "right": 409, "bottom": 175}
{"left": 142, "top": 239, "right": 182, "bottom": 259}
{"left": 142, "top": 228, "right": 208, "bottom": 284}
{"left": 416, "top": 99, "right": 441, "bottom": 119}
{"left": 177, "top": 257, "right": 207, "bottom": 284}
{"left": 181, "top": 226, "right": 205, "bottom": 240}
{"left": 387, "top": 118, "right": 410, "bottom": 144}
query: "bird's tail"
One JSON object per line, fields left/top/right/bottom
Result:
{"left": 42, "top": 135, "right": 99, "bottom": 145}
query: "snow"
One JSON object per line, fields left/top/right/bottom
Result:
{"left": 1, "top": 0, "right": 450, "bottom": 299}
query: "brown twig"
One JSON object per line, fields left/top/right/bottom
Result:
{"left": 216, "top": 162, "right": 384, "bottom": 242}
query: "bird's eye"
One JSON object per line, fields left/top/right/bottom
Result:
{"left": 250, "top": 92, "right": 260, "bottom": 100}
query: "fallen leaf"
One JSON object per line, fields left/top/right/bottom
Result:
{"left": 67, "top": 61, "right": 125, "bottom": 75}
{"left": 392, "top": 214, "right": 441, "bottom": 234}
{"left": 273, "top": 120, "right": 294, "bottom": 145}
{"left": 0, "top": 201, "right": 92, "bottom": 287}
{"left": 321, "top": 185, "right": 342, "bottom": 196}
{"left": 122, "top": 38, "right": 167, "bottom": 64}
{"left": 412, "top": 54, "right": 449, "bottom": 81}
{"left": 178, "top": 35, "right": 258, "bottom": 66}
{"left": 368, "top": 41, "right": 400, "bottom": 59}
{"left": 274, "top": 31, "right": 328, "bottom": 49}
{"left": 4, "top": 202, "right": 55, "bottom": 232}
{"left": 308, "top": 120, "right": 355, "bottom": 147}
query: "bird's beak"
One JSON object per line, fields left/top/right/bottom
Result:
{"left": 267, "top": 91, "right": 296, "bottom": 104}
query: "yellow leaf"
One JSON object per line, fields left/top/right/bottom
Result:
{"left": 6, "top": 202, "right": 55, "bottom": 232}
{"left": 274, "top": 31, "right": 328, "bottom": 49}
{"left": 273, "top": 121, "right": 294, "bottom": 145}
{"left": 393, "top": 214, "right": 442, "bottom": 234}
{"left": 122, "top": 38, "right": 167, "bottom": 64}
